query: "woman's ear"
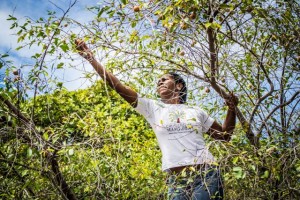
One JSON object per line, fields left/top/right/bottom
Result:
{"left": 175, "top": 83, "right": 183, "bottom": 92}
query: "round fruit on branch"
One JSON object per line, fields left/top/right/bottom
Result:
{"left": 133, "top": 6, "right": 140, "bottom": 12}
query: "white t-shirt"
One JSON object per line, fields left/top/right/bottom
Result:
{"left": 134, "top": 96, "right": 216, "bottom": 171}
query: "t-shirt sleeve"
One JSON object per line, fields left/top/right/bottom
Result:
{"left": 197, "top": 109, "right": 215, "bottom": 133}
{"left": 134, "top": 95, "right": 155, "bottom": 123}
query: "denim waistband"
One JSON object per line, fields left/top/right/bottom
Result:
{"left": 165, "top": 163, "right": 218, "bottom": 175}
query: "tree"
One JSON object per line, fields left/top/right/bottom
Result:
{"left": 0, "top": 82, "right": 164, "bottom": 199}
{"left": 0, "top": 0, "right": 299, "bottom": 199}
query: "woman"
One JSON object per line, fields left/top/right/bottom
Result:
{"left": 75, "top": 39, "right": 238, "bottom": 200}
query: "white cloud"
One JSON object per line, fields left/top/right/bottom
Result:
{"left": 0, "top": 11, "right": 18, "bottom": 52}
{"left": 0, "top": 0, "right": 100, "bottom": 92}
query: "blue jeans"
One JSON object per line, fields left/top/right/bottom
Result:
{"left": 167, "top": 167, "right": 223, "bottom": 200}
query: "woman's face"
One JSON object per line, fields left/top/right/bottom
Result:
{"left": 156, "top": 74, "right": 177, "bottom": 98}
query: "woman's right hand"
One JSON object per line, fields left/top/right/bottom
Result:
{"left": 75, "top": 39, "right": 94, "bottom": 62}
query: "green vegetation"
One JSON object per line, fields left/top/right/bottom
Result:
{"left": 0, "top": 82, "right": 165, "bottom": 199}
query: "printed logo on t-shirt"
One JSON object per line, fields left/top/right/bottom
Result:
{"left": 158, "top": 109, "right": 199, "bottom": 135}
{"left": 169, "top": 110, "right": 186, "bottom": 123}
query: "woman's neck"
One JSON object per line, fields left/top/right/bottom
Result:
{"left": 161, "top": 95, "right": 181, "bottom": 104}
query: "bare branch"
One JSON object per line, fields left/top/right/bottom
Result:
{"left": 257, "top": 90, "right": 300, "bottom": 135}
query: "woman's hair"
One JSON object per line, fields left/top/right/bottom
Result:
{"left": 168, "top": 72, "right": 187, "bottom": 104}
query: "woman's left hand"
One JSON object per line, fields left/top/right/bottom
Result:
{"left": 225, "top": 92, "right": 239, "bottom": 110}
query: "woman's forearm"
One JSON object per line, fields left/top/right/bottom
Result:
{"left": 89, "top": 58, "right": 138, "bottom": 107}
{"left": 222, "top": 108, "right": 236, "bottom": 134}
{"left": 76, "top": 39, "right": 138, "bottom": 106}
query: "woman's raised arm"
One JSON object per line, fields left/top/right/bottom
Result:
{"left": 75, "top": 39, "right": 138, "bottom": 107}
{"left": 207, "top": 93, "right": 239, "bottom": 141}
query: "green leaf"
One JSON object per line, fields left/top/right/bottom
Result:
{"left": 57, "top": 82, "right": 63, "bottom": 88}
{"left": 211, "top": 22, "right": 221, "bottom": 29}
{"left": 120, "top": 0, "right": 127, "bottom": 5}
{"left": 261, "top": 170, "right": 269, "bottom": 179}
{"left": 21, "top": 170, "right": 28, "bottom": 177}
{"left": 7, "top": 15, "right": 17, "bottom": 20}
{"left": 233, "top": 166, "right": 242, "bottom": 171}
{"left": 233, "top": 157, "right": 239, "bottom": 164}
{"left": 43, "top": 132, "right": 49, "bottom": 140}
{"left": 131, "top": 21, "right": 137, "bottom": 28}
{"left": 204, "top": 22, "right": 211, "bottom": 29}
{"left": 57, "top": 62, "right": 64, "bottom": 69}
{"left": 60, "top": 43, "right": 69, "bottom": 52}
{"left": 1, "top": 54, "right": 9, "bottom": 58}
{"left": 233, "top": 167, "right": 243, "bottom": 179}
{"left": 27, "top": 148, "right": 32, "bottom": 157}
{"left": 66, "top": 128, "right": 74, "bottom": 133}
{"left": 97, "top": 8, "right": 105, "bottom": 18}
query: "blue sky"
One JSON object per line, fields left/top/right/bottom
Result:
{"left": 0, "top": 0, "right": 97, "bottom": 91}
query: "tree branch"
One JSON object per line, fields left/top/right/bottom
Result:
{"left": 0, "top": 94, "right": 31, "bottom": 124}
{"left": 205, "top": 10, "right": 259, "bottom": 147}
{"left": 0, "top": 150, "right": 36, "bottom": 197}
{"left": 31, "top": 0, "right": 78, "bottom": 120}
{"left": 257, "top": 90, "right": 300, "bottom": 135}
{"left": 248, "top": 37, "right": 274, "bottom": 130}
{"left": 0, "top": 94, "right": 78, "bottom": 200}
{"left": 50, "top": 153, "right": 78, "bottom": 200}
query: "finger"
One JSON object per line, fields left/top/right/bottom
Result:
{"left": 75, "top": 39, "right": 87, "bottom": 50}
{"left": 232, "top": 94, "right": 238, "bottom": 102}
{"left": 80, "top": 42, "right": 90, "bottom": 52}
{"left": 75, "top": 39, "right": 84, "bottom": 48}
{"left": 75, "top": 39, "right": 81, "bottom": 45}
{"left": 75, "top": 40, "right": 83, "bottom": 51}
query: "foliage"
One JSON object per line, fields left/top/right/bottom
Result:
{"left": 1, "top": 82, "right": 164, "bottom": 199}
{"left": 0, "top": 0, "right": 299, "bottom": 199}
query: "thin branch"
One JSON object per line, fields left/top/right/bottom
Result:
{"left": 32, "top": 0, "right": 78, "bottom": 120}
{"left": 0, "top": 94, "right": 31, "bottom": 124}
{"left": 286, "top": 98, "right": 300, "bottom": 129}
{"left": 257, "top": 90, "right": 300, "bottom": 135}
{"left": 280, "top": 56, "right": 287, "bottom": 132}
{"left": 0, "top": 150, "right": 36, "bottom": 197}
{"left": 0, "top": 158, "right": 40, "bottom": 171}
{"left": 248, "top": 37, "right": 274, "bottom": 127}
